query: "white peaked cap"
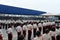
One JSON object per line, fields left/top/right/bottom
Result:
{"left": 23, "top": 25, "right": 26, "bottom": 27}
{"left": 27, "top": 24, "right": 33, "bottom": 28}
{"left": 51, "top": 22, "right": 55, "bottom": 25}
{"left": 27, "top": 20, "right": 31, "bottom": 22}
{"left": 20, "top": 21, "right": 23, "bottom": 24}
{"left": 50, "top": 22, "right": 52, "bottom": 25}
{"left": 38, "top": 23, "right": 42, "bottom": 27}
{"left": 30, "top": 20, "right": 33, "bottom": 22}
{"left": 47, "top": 22, "right": 51, "bottom": 25}
{"left": 23, "top": 20, "right": 27, "bottom": 23}
{"left": 33, "top": 24, "right": 37, "bottom": 28}
{"left": 53, "top": 22, "right": 55, "bottom": 24}
{"left": 43, "top": 22, "right": 47, "bottom": 26}
{"left": 36, "top": 20, "right": 40, "bottom": 23}
{"left": 0, "top": 30, "right": 2, "bottom": 34}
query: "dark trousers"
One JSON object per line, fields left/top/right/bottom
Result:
{"left": 33, "top": 28, "right": 36, "bottom": 37}
{"left": 56, "top": 35, "right": 60, "bottom": 40}
{"left": 0, "top": 35, "right": 3, "bottom": 40}
{"left": 28, "top": 30, "right": 32, "bottom": 40}
{"left": 8, "top": 33, "right": 12, "bottom": 40}
{"left": 23, "top": 30, "right": 26, "bottom": 37}
{"left": 17, "top": 32, "right": 21, "bottom": 40}
{"left": 39, "top": 27, "right": 41, "bottom": 32}
{"left": 52, "top": 36, "right": 55, "bottom": 40}
{"left": 19, "top": 35, "right": 24, "bottom": 40}
{"left": 43, "top": 27, "right": 46, "bottom": 34}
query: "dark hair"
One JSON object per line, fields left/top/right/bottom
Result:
{"left": 56, "top": 27, "right": 59, "bottom": 29}
{"left": 19, "top": 35, "right": 24, "bottom": 40}
{"left": 45, "top": 29, "right": 49, "bottom": 34}
{"left": 8, "top": 25, "right": 11, "bottom": 28}
{"left": 36, "top": 31, "right": 41, "bottom": 37}
{"left": 51, "top": 28, "right": 55, "bottom": 31}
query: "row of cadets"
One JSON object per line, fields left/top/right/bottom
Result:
{"left": 47, "top": 22, "right": 52, "bottom": 31}
{"left": 32, "top": 22, "right": 43, "bottom": 40}
{"left": 43, "top": 22, "right": 47, "bottom": 34}
{"left": 32, "top": 22, "right": 56, "bottom": 40}
{"left": 16, "top": 24, "right": 23, "bottom": 40}
{"left": 55, "top": 27, "right": 60, "bottom": 40}
{"left": 32, "top": 27, "right": 52, "bottom": 40}
{"left": 42, "top": 22, "right": 52, "bottom": 40}
{"left": 42, "top": 29, "right": 52, "bottom": 40}
{"left": 27, "top": 23, "right": 33, "bottom": 40}
{"left": 6, "top": 25, "right": 13, "bottom": 40}
{"left": 32, "top": 31, "right": 42, "bottom": 40}
{"left": 33, "top": 22, "right": 37, "bottom": 37}
{"left": 22, "top": 23, "right": 27, "bottom": 40}
{"left": 38, "top": 23, "right": 43, "bottom": 35}
{"left": 49, "top": 22, "right": 56, "bottom": 40}
{"left": 0, "top": 29, "right": 3, "bottom": 40}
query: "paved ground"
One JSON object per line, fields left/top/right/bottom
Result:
{"left": 1, "top": 29, "right": 17, "bottom": 40}
{"left": 1, "top": 29, "right": 34, "bottom": 40}
{"left": 1, "top": 28, "right": 43, "bottom": 40}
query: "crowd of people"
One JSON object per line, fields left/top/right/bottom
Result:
{"left": 0, "top": 21, "right": 60, "bottom": 40}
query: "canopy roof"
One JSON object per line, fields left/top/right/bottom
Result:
{"left": 0, "top": 4, "right": 46, "bottom": 15}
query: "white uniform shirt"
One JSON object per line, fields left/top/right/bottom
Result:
{"left": 0, "top": 29, "right": 2, "bottom": 34}
{"left": 58, "top": 28, "right": 60, "bottom": 35}
{"left": 55, "top": 28, "right": 60, "bottom": 36}
{"left": 16, "top": 26, "right": 22, "bottom": 32}
{"left": 7, "top": 28, "right": 12, "bottom": 34}
{"left": 33, "top": 24, "right": 37, "bottom": 29}
{"left": 27, "top": 24, "right": 33, "bottom": 30}
{"left": 0, "top": 29, "right": 2, "bottom": 36}
{"left": 49, "top": 31, "right": 56, "bottom": 37}
{"left": 43, "top": 23, "right": 47, "bottom": 27}
{"left": 55, "top": 29, "right": 59, "bottom": 36}
{"left": 23, "top": 25, "right": 27, "bottom": 30}
{"left": 33, "top": 36, "right": 42, "bottom": 40}
{"left": 42, "top": 33, "right": 51, "bottom": 40}
{"left": 38, "top": 23, "right": 42, "bottom": 27}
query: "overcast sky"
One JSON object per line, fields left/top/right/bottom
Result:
{"left": 0, "top": 0, "right": 60, "bottom": 15}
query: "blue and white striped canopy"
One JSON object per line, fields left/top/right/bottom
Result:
{"left": 0, "top": 4, "right": 46, "bottom": 15}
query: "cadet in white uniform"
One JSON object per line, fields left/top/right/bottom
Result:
{"left": 49, "top": 31, "right": 56, "bottom": 40}
{"left": 42, "top": 29, "right": 51, "bottom": 40}
{"left": 32, "top": 31, "right": 42, "bottom": 40}
{"left": 33, "top": 23, "right": 37, "bottom": 37}
{"left": 56, "top": 28, "right": 60, "bottom": 40}
{"left": 22, "top": 24, "right": 27, "bottom": 39}
{"left": 0, "top": 30, "right": 3, "bottom": 40}
{"left": 27, "top": 24, "right": 33, "bottom": 40}
{"left": 49, "top": 22, "right": 56, "bottom": 40}
{"left": 38, "top": 23, "right": 43, "bottom": 34}
{"left": 43, "top": 22, "right": 47, "bottom": 34}
{"left": 6, "top": 26, "right": 13, "bottom": 40}
{"left": 46, "top": 22, "right": 51, "bottom": 31}
{"left": 16, "top": 25, "right": 22, "bottom": 40}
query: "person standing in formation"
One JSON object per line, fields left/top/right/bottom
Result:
{"left": 6, "top": 25, "right": 13, "bottom": 40}
{"left": 16, "top": 24, "right": 22, "bottom": 40}
{"left": 38, "top": 23, "right": 43, "bottom": 34}
{"left": 49, "top": 22, "right": 56, "bottom": 40}
{"left": 43, "top": 22, "right": 47, "bottom": 34}
{"left": 42, "top": 29, "right": 51, "bottom": 40}
{"left": 33, "top": 23, "right": 37, "bottom": 37}
{"left": 0, "top": 30, "right": 3, "bottom": 40}
{"left": 56, "top": 28, "right": 60, "bottom": 40}
{"left": 32, "top": 31, "right": 43, "bottom": 40}
{"left": 22, "top": 23, "right": 27, "bottom": 40}
{"left": 27, "top": 24, "right": 33, "bottom": 40}
{"left": 47, "top": 22, "right": 51, "bottom": 31}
